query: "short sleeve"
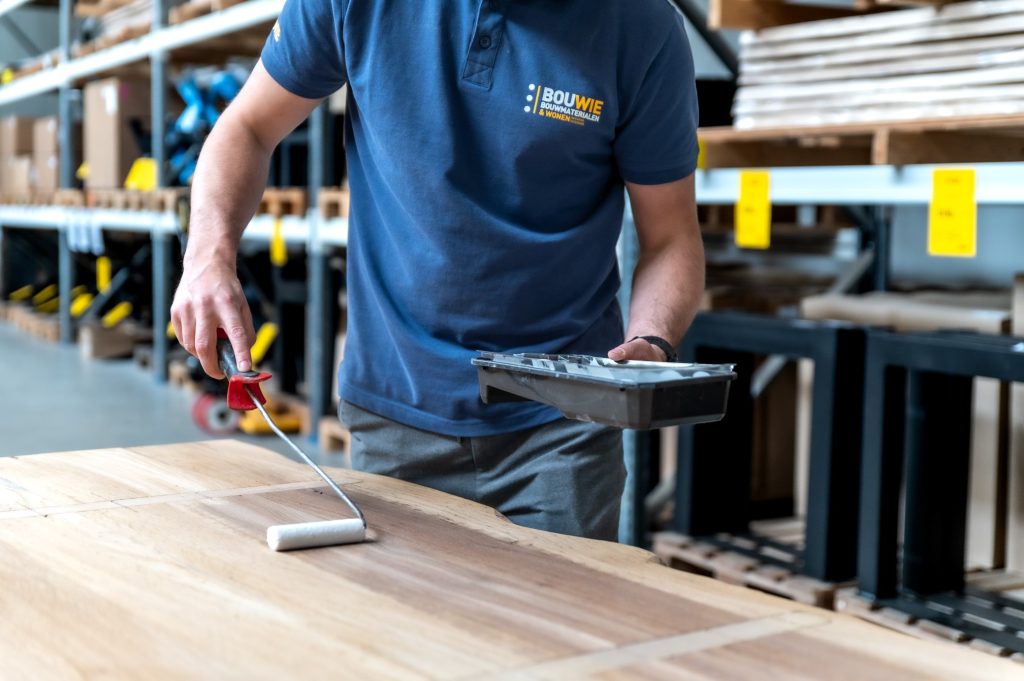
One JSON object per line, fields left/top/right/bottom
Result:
{"left": 613, "top": 15, "right": 699, "bottom": 185}
{"left": 261, "top": 0, "right": 347, "bottom": 99}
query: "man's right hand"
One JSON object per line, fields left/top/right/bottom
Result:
{"left": 171, "top": 255, "right": 255, "bottom": 380}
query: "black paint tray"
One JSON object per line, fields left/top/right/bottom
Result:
{"left": 473, "top": 352, "right": 736, "bottom": 430}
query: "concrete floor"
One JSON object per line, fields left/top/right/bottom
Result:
{"left": 0, "top": 322, "right": 333, "bottom": 464}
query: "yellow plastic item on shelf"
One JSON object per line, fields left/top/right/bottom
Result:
{"left": 76, "top": 162, "right": 89, "bottom": 182}
{"left": 124, "top": 158, "right": 158, "bottom": 191}
{"left": 101, "top": 301, "right": 133, "bottom": 328}
{"left": 270, "top": 218, "right": 288, "bottom": 266}
{"left": 31, "top": 284, "right": 57, "bottom": 305}
{"left": 167, "top": 320, "right": 176, "bottom": 339}
{"left": 9, "top": 285, "right": 33, "bottom": 302}
{"left": 97, "top": 256, "right": 112, "bottom": 293}
{"left": 71, "top": 293, "right": 95, "bottom": 318}
{"left": 250, "top": 322, "right": 279, "bottom": 365}
{"left": 36, "top": 298, "right": 59, "bottom": 314}
{"left": 1, "top": 69, "right": 13, "bottom": 85}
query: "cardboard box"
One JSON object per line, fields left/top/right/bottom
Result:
{"left": 34, "top": 154, "right": 59, "bottom": 195}
{"left": 800, "top": 291, "right": 1011, "bottom": 569}
{"left": 33, "top": 116, "right": 58, "bottom": 160}
{"left": 3, "top": 156, "right": 33, "bottom": 196}
{"left": 84, "top": 77, "right": 150, "bottom": 189}
{"left": 0, "top": 116, "right": 34, "bottom": 157}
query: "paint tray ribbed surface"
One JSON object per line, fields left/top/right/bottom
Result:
{"left": 473, "top": 352, "right": 736, "bottom": 430}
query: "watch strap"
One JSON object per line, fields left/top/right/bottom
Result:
{"left": 629, "top": 335, "right": 678, "bottom": 363}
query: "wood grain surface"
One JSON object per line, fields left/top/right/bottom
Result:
{"left": 0, "top": 440, "right": 1018, "bottom": 680}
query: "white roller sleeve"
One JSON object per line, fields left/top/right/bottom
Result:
{"left": 267, "top": 518, "right": 366, "bottom": 551}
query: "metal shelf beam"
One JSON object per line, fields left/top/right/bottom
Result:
{"left": 0, "top": 206, "right": 348, "bottom": 246}
{"left": 696, "top": 163, "right": 1024, "bottom": 206}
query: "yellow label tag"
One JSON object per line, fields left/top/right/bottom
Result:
{"left": 696, "top": 138, "right": 707, "bottom": 171}
{"left": 928, "top": 169, "right": 976, "bottom": 258}
{"left": 167, "top": 320, "right": 177, "bottom": 339}
{"left": 735, "top": 171, "right": 771, "bottom": 250}
{"left": 270, "top": 219, "right": 288, "bottom": 267}
{"left": 97, "top": 256, "right": 112, "bottom": 293}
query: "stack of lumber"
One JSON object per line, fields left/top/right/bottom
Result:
{"left": 734, "top": 0, "right": 1024, "bottom": 129}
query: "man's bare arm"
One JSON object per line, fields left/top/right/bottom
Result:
{"left": 608, "top": 174, "right": 704, "bottom": 362}
{"left": 171, "top": 61, "right": 323, "bottom": 378}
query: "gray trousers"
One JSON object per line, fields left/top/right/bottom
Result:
{"left": 338, "top": 401, "right": 626, "bottom": 540}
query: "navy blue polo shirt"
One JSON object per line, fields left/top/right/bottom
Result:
{"left": 262, "top": 0, "right": 699, "bottom": 436}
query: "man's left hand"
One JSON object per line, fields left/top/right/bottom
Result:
{"left": 607, "top": 337, "right": 667, "bottom": 362}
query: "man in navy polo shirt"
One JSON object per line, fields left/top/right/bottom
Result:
{"left": 171, "top": 0, "right": 705, "bottom": 541}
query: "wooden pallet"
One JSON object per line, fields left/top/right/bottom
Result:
{"left": 169, "top": 0, "right": 245, "bottom": 25}
{"left": 258, "top": 188, "right": 307, "bottom": 217}
{"left": 88, "top": 189, "right": 151, "bottom": 211}
{"left": 75, "top": 0, "right": 137, "bottom": 17}
{"left": 837, "top": 571, "right": 1024, "bottom": 661}
{"left": 0, "top": 193, "right": 52, "bottom": 206}
{"left": 700, "top": 113, "right": 1024, "bottom": 168}
{"left": 53, "top": 189, "right": 86, "bottom": 207}
{"left": 319, "top": 187, "right": 350, "bottom": 219}
{"left": 73, "top": 23, "right": 150, "bottom": 57}
{"left": 149, "top": 187, "right": 189, "bottom": 212}
{"left": 711, "top": 0, "right": 957, "bottom": 31}
{"left": 653, "top": 521, "right": 853, "bottom": 609}
{"left": 5, "top": 305, "right": 60, "bottom": 343}
{"left": 318, "top": 416, "right": 351, "bottom": 456}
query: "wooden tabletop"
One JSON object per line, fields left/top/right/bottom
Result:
{"left": 0, "top": 440, "right": 1016, "bottom": 680}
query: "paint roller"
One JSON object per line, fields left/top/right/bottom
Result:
{"left": 217, "top": 331, "right": 367, "bottom": 551}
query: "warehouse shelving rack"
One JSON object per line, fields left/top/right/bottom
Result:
{"left": 0, "top": 0, "right": 354, "bottom": 430}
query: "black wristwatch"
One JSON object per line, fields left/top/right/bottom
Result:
{"left": 629, "top": 335, "right": 678, "bottom": 363}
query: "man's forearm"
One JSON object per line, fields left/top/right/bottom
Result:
{"left": 624, "top": 237, "right": 705, "bottom": 347}
{"left": 185, "top": 117, "right": 273, "bottom": 266}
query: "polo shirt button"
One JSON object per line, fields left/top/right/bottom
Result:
{"left": 478, "top": 35, "right": 492, "bottom": 49}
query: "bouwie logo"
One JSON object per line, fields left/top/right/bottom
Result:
{"left": 524, "top": 83, "right": 604, "bottom": 127}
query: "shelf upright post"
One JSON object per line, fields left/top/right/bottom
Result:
{"left": 617, "top": 196, "right": 648, "bottom": 547}
{"left": 305, "top": 102, "right": 335, "bottom": 437}
{"left": 57, "top": 0, "right": 75, "bottom": 343}
{"left": 872, "top": 206, "right": 892, "bottom": 292}
{"left": 151, "top": 0, "right": 172, "bottom": 381}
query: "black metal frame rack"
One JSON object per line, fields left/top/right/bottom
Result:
{"left": 857, "top": 328, "right": 1024, "bottom": 653}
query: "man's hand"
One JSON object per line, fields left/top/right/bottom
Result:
{"left": 608, "top": 337, "right": 667, "bottom": 362}
{"left": 171, "top": 256, "right": 255, "bottom": 379}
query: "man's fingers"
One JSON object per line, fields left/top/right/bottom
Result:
{"left": 194, "top": 319, "right": 224, "bottom": 379}
{"left": 214, "top": 299, "right": 254, "bottom": 373}
{"left": 175, "top": 304, "right": 196, "bottom": 356}
{"left": 607, "top": 338, "right": 665, "bottom": 362}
